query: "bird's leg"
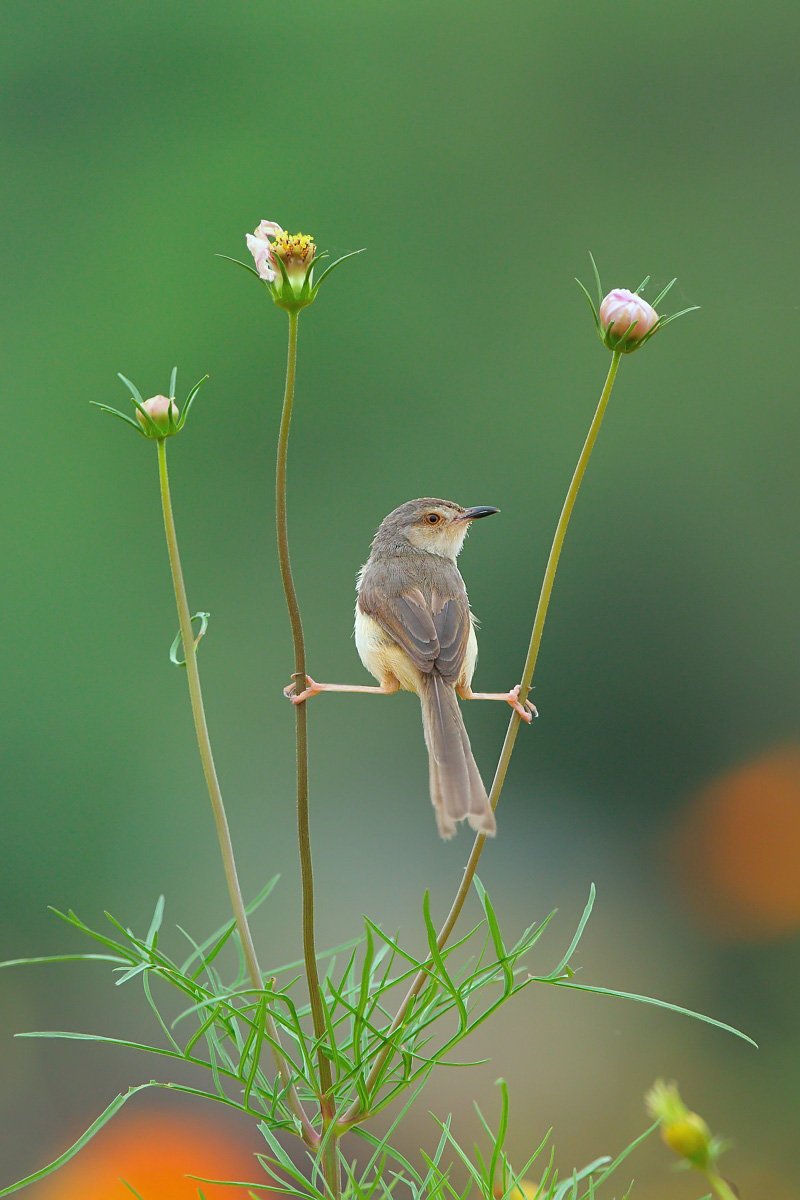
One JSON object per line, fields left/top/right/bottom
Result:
{"left": 458, "top": 682, "right": 537, "bottom": 723}
{"left": 284, "top": 674, "right": 400, "bottom": 705}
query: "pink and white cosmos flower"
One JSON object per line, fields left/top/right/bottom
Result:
{"left": 599, "top": 288, "right": 659, "bottom": 344}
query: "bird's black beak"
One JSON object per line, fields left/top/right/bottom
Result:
{"left": 462, "top": 506, "right": 500, "bottom": 520}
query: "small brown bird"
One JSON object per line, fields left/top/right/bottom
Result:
{"left": 287, "top": 498, "right": 535, "bottom": 838}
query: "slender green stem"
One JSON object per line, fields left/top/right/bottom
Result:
{"left": 341, "top": 351, "right": 622, "bottom": 1127}
{"left": 156, "top": 437, "right": 316, "bottom": 1147}
{"left": 704, "top": 1170, "right": 739, "bottom": 1200}
{"left": 274, "top": 312, "right": 338, "bottom": 1189}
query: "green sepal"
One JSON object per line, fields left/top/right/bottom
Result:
{"left": 310, "top": 247, "right": 366, "bottom": 296}
{"left": 588, "top": 251, "right": 603, "bottom": 307}
{"left": 115, "top": 375, "right": 164, "bottom": 436}
{"left": 602, "top": 313, "right": 649, "bottom": 354}
{"left": 270, "top": 252, "right": 294, "bottom": 298}
{"left": 176, "top": 375, "right": 209, "bottom": 430}
{"left": 652, "top": 277, "right": 678, "bottom": 307}
{"left": 603, "top": 315, "right": 644, "bottom": 353}
{"left": 128, "top": 395, "right": 163, "bottom": 436}
{"left": 299, "top": 251, "right": 329, "bottom": 299}
{"left": 117, "top": 372, "right": 143, "bottom": 403}
{"left": 90, "top": 402, "right": 145, "bottom": 434}
{"left": 267, "top": 255, "right": 311, "bottom": 314}
{"left": 216, "top": 253, "right": 265, "bottom": 282}
{"left": 574, "top": 277, "right": 600, "bottom": 331}
{"left": 655, "top": 304, "right": 701, "bottom": 327}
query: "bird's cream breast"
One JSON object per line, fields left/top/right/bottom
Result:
{"left": 461, "top": 620, "right": 479, "bottom": 690}
{"left": 354, "top": 606, "right": 424, "bottom": 694}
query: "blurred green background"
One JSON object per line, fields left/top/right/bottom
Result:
{"left": 2, "top": 0, "right": 799, "bottom": 1194}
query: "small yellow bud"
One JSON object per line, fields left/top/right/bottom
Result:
{"left": 661, "top": 1112, "right": 713, "bottom": 1164}
{"left": 645, "top": 1079, "right": 713, "bottom": 1168}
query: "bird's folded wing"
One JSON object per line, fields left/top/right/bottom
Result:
{"left": 429, "top": 590, "right": 470, "bottom": 684}
{"left": 359, "top": 583, "right": 470, "bottom": 684}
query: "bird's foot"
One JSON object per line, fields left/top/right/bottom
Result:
{"left": 283, "top": 674, "right": 324, "bottom": 704}
{"left": 508, "top": 684, "right": 537, "bottom": 723}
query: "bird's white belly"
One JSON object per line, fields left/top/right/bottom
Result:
{"left": 462, "top": 620, "right": 478, "bottom": 689}
{"left": 354, "top": 605, "right": 479, "bottom": 694}
{"left": 354, "top": 607, "right": 423, "bottom": 694}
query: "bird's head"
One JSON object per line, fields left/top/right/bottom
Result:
{"left": 374, "top": 498, "right": 499, "bottom": 561}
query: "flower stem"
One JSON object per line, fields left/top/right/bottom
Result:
{"left": 156, "top": 437, "right": 316, "bottom": 1147}
{"left": 274, "top": 313, "right": 338, "bottom": 1185}
{"left": 704, "top": 1170, "right": 739, "bottom": 1200}
{"left": 342, "top": 351, "right": 622, "bottom": 1127}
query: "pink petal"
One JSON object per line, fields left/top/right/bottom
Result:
{"left": 254, "top": 220, "right": 284, "bottom": 240}
{"left": 246, "top": 234, "right": 277, "bottom": 281}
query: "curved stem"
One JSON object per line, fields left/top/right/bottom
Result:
{"left": 342, "top": 351, "right": 622, "bottom": 1127}
{"left": 156, "top": 437, "right": 316, "bottom": 1147}
{"left": 275, "top": 315, "right": 337, "bottom": 1168}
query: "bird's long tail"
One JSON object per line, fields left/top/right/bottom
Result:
{"left": 420, "top": 673, "right": 496, "bottom": 840}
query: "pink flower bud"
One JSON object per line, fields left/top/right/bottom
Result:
{"left": 136, "top": 394, "right": 179, "bottom": 436}
{"left": 599, "top": 288, "right": 658, "bottom": 348}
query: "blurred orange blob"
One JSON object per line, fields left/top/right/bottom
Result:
{"left": 30, "top": 1107, "right": 263, "bottom": 1199}
{"left": 672, "top": 745, "right": 800, "bottom": 941}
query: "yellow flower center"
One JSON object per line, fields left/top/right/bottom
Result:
{"left": 271, "top": 231, "right": 316, "bottom": 266}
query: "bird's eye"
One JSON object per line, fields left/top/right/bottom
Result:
{"left": 425, "top": 513, "right": 441, "bottom": 524}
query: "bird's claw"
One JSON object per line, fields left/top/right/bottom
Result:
{"left": 283, "top": 674, "right": 323, "bottom": 704}
{"left": 508, "top": 684, "right": 537, "bottom": 723}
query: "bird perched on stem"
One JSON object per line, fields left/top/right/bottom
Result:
{"left": 286, "top": 498, "right": 535, "bottom": 838}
